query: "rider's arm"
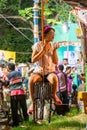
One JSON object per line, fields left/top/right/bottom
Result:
{"left": 32, "top": 45, "right": 45, "bottom": 63}
{"left": 53, "top": 49, "right": 58, "bottom": 64}
{"left": 53, "top": 41, "right": 67, "bottom": 49}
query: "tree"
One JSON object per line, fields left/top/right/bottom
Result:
{"left": 0, "top": 0, "right": 76, "bottom": 63}
{"left": 0, "top": 0, "right": 34, "bottom": 62}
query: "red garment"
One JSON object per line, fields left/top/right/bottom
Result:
{"left": 10, "top": 89, "right": 25, "bottom": 96}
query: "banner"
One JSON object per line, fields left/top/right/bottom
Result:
{"left": 0, "top": 50, "right": 16, "bottom": 62}
{"left": 64, "top": 51, "right": 78, "bottom": 66}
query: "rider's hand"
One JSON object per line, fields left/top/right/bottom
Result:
{"left": 43, "top": 41, "right": 51, "bottom": 52}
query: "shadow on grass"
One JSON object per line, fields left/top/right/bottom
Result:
{"left": 11, "top": 114, "right": 87, "bottom": 130}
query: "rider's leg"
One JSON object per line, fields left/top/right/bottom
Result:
{"left": 29, "top": 74, "right": 43, "bottom": 102}
{"left": 47, "top": 73, "right": 62, "bottom": 105}
{"left": 28, "top": 74, "right": 43, "bottom": 114}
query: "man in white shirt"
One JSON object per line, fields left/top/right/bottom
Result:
{"left": 63, "top": 58, "right": 69, "bottom": 72}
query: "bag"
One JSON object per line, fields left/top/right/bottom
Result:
{"left": 55, "top": 91, "right": 69, "bottom": 115}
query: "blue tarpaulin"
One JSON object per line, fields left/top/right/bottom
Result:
{"left": 53, "top": 23, "right": 81, "bottom": 42}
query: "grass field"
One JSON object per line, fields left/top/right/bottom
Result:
{"left": 11, "top": 109, "right": 87, "bottom": 130}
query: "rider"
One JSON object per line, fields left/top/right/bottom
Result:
{"left": 28, "top": 25, "right": 62, "bottom": 114}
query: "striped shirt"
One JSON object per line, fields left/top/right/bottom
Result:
{"left": 57, "top": 72, "right": 67, "bottom": 92}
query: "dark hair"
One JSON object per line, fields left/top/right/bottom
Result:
{"left": 39, "top": 33, "right": 42, "bottom": 41}
{"left": 7, "top": 63, "right": 15, "bottom": 71}
{"left": 44, "top": 25, "right": 55, "bottom": 36}
{"left": 77, "top": 59, "right": 80, "bottom": 61}
{"left": 72, "top": 84, "right": 77, "bottom": 91}
{"left": 66, "top": 66, "right": 71, "bottom": 71}
{"left": 63, "top": 58, "right": 68, "bottom": 61}
{"left": 8, "top": 58, "right": 13, "bottom": 61}
{"left": 58, "top": 64, "right": 64, "bottom": 71}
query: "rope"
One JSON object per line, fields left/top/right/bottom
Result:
{"left": 0, "top": 14, "right": 33, "bottom": 44}
{"left": 16, "top": 51, "right": 31, "bottom": 54}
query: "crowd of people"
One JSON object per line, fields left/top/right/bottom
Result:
{"left": 0, "top": 25, "right": 85, "bottom": 127}
{"left": 0, "top": 62, "right": 29, "bottom": 127}
{"left": 55, "top": 58, "right": 84, "bottom": 115}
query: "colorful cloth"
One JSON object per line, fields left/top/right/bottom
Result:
{"left": 6, "top": 70, "right": 24, "bottom": 96}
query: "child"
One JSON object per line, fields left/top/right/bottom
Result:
{"left": 5, "top": 63, "right": 28, "bottom": 127}
{"left": 55, "top": 64, "right": 69, "bottom": 115}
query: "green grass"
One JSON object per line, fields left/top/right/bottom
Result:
{"left": 11, "top": 110, "right": 87, "bottom": 130}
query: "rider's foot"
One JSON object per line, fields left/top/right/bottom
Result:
{"left": 27, "top": 105, "right": 33, "bottom": 115}
{"left": 28, "top": 109, "right": 34, "bottom": 115}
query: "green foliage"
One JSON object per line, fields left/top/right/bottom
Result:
{"left": 44, "top": 1, "right": 76, "bottom": 23}
{"left": 0, "top": 18, "right": 33, "bottom": 63}
{"left": 47, "top": 19, "right": 61, "bottom": 24}
{"left": 0, "top": 0, "right": 7, "bottom": 8}
{"left": 19, "top": 7, "right": 33, "bottom": 20}
{"left": 0, "top": 0, "right": 77, "bottom": 63}
{"left": 70, "top": 108, "right": 79, "bottom": 115}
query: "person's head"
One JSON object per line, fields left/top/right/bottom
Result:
{"left": 58, "top": 64, "right": 64, "bottom": 72}
{"left": 7, "top": 63, "right": 15, "bottom": 72}
{"left": 44, "top": 25, "right": 55, "bottom": 42}
{"left": 77, "top": 59, "right": 80, "bottom": 64}
{"left": 63, "top": 58, "right": 68, "bottom": 65}
{"left": 65, "top": 66, "right": 71, "bottom": 74}
{"left": 71, "top": 67, "right": 76, "bottom": 72}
